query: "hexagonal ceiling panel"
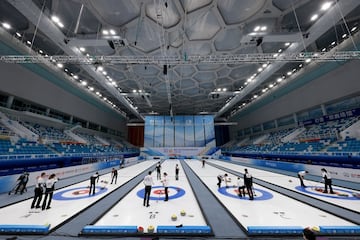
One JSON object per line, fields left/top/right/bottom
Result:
{"left": 1, "top": 0, "right": 359, "bottom": 121}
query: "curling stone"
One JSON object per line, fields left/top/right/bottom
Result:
{"left": 147, "top": 225, "right": 154, "bottom": 233}
{"left": 180, "top": 210, "right": 186, "bottom": 216}
{"left": 171, "top": 214, "right": 177, "bottom": 221}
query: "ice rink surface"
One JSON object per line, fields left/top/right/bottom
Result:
{"left": 185, "top": 160, "right": 359, "bottom": 229}
{"left": 0, "top": 159, "right": 359, "bottom": 235}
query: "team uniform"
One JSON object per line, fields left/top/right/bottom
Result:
{"left": 143, "top": 172, "right": 154, "bottom": 207}
{"left": 31, "top": 173, "right": 46, "bottom": 209}
{"left": 244, "top": 170, "right": 254, "bottom": 200}
{"left": 89, "top": 172, "right": 99, "bottom": 195}
{"left": 42, "top": 174, "right": 58, "bottom": 210}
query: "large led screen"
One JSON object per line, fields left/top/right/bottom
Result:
{"left": 144, "top": 115, "right": 215, "bottom": 147}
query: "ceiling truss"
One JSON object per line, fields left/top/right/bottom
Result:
{"left": 1, "top": 51, "right": 359, "bottom": 65}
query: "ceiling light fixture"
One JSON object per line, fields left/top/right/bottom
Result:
{"left": 310, "top": 14, "right": 319, "bottom": 21}
{"left": 2, "top": 22, "right": 11, "bottom": 29}
{"left": 321, "top": 2, "right": 332, "bottom": 11}
{"left": 51, "top": 16, "right": 60, "bottom": 23}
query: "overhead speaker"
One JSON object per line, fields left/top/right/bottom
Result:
{"left": 108, "top": 40, "right": 115, "bottom": 49}
{"left": 163, "top": 65, "right": 167, "bottom": 75}
{"left": 256, "top": 37, "right": 263, "bottom": 46}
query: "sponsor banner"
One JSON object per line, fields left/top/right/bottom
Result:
{"left": 299, "top": 108, "right": 360, "bottom": 126}
{"left": 141, "top": 147, "right": 204, "bottom": 157}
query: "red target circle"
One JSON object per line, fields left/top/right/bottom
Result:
{"left": 73, "top": 189, "right": 89, "bottom": 195}
{"left": 153, "top": 189, "right": 166, "bottom": 195}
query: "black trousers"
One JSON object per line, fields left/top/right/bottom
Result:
{"left": 324, "top": 179, "right": 334, "bottom": 193}
{"left": 31, "top": 188, "right": 43, "bottom": 208}
{"left": 143, "top": 185, "right": 151, "bottom": 206}
{"left": 238, "top": 186, "right": 246, "bottom": 196}
{"left": 298, "top": 174, "right": 305, "bottom": 187}
{"left": 164, "top": 186, "right": 169, "bottom": 201}
{"left": 217, "top": 177, "right": 222, "bottom": 188}
{"left": 42, "top": 188, "right": 53, "bottom": 209}
{"left": 245, "top": 184, "right": 254, "bottom": 199}
{"left": 89, "top": 183, "right": 96, "bottom": 195}
{"left": 111, "top": 175, "right": 117, "bottom": 184}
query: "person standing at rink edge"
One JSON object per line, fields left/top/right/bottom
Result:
{"left": 175, "top": 164, "right": 179, "bottom": 180}
{"left": 89, "top": 172, "right": 99, "bottom": 195}
{"left": 244, "top": 169, "right": 254, "bottom": 200}
{"left": 143, "top": 171, "right": 154, "bottom": 207}
{"left": 298, "top": 170, "right": 309, "bottom": 187}
{"left": 31, "top": 172, "right": 46, "bottom": 209}
{"left": 217, "top": 174, "right": 223, "bottom": 188}
{"left": 156, "top": 162, "right": 161, "bottom": 180}
{"left": 161, "top": 172, "right": 169, "bottom": 201}
{"left": 15, "top": 171, "right": 29, "bottom": 194}
{"left": 321, "top": 168, "right": 334, "bottom": 194}
{"left": 42, "top": 173, "right": 58, "bottom": 210}
{"left": 110, "top": 168, "right": 118, "bottom": 184}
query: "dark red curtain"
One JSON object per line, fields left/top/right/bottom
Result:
{"left": 128, "top": 126, "right": 144, "bottom": 147}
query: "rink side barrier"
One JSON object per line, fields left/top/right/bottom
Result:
{"left": 0, "top": 224, "right": 50, "bottom": 234}
{"left": 247, "top": 226, "right": 303, "bottom": 235}
{"left": 156, "top": 225, "right": 212, "bottom": 234}
{"left": 247, "top": 226, "right": 360, "bottom": 235}
{"left": 319, "top": 226, "right": 360, "bottom": 234}
{"left": 81, "top": 225, "right": 212, "bottom": 236}
{"left": 81, "top": 225, "right": 138, "bottom": 234}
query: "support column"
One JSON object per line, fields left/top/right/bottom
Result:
{"left": 293, "top": 113, "right": 298, "bottom": 126}
{"left": 6, "top": 96, "right": 14, "bottom": 109}
{"left": 321, "top": 104, "right": 327, "bottom": 116}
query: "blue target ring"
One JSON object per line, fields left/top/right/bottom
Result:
{"left": 296, "top": 186, "right": 359, "bottom": 200}
{"left": 53, "top": 186, "right": 107, "bottom": 200}
{"left": 137, "top": 186, "right": 185, "bottom": 200}
{"left": 218, "top": 186, "right": 273, "bottom": 200}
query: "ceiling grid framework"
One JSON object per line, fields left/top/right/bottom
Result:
{"left": 0, "top": 0, "right": 359, "bottom": 121}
